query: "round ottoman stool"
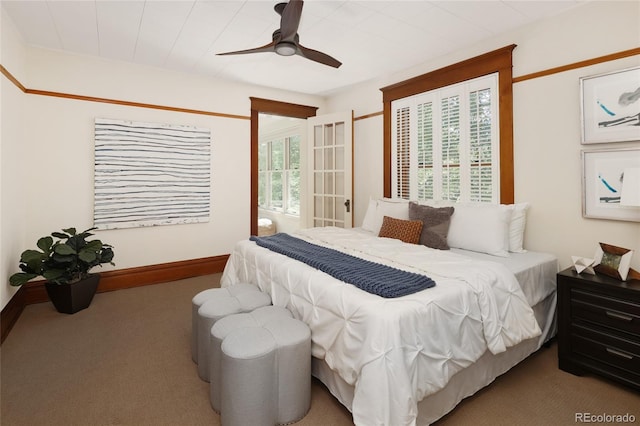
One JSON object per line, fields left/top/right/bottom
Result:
{"left": 221, "top": 327, "right": 277, "bottom": 426}
{"left": 209, "top": 306, "right": 293, "bottom": 413}
{"left": 196, "top": 286, "right": 271, "bottom": 381}
{"left": 191, "top": 284, "right": 260, "bottom": 363}
{"left": 265, "top": 317, "right": 312, "bottom": 425}
{"left": 219, "top": 316, "right": 311, "bottom": 426}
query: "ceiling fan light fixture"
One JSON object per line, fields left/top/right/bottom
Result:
{"left": 275, "top": 41, "right": 296, "bottom": 56}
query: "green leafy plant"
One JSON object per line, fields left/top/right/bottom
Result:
{"left": 9, "top": 227, "right": 115, "bottom": 286}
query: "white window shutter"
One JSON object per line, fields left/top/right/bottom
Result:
{"left": 391, "top": 74, "right": 499, "bottom": 204}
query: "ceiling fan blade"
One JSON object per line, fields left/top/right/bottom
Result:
{"left": 297, "top": 44, "right": 342, "bottom": 68}
{"left": 279, "top": 0, "right": 303, "bottom": 42}
{"left": 217, "top": 41, "right": 276, "bottom": 56}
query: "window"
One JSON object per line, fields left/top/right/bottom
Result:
{"left": 381, "top": 45, "right": 515, "bottom": 204}
{"left": 258, "top": 131, "right": 301, "bottom": 215}
{"left": 391, "top": 74, "right": 499, "bottom": 202}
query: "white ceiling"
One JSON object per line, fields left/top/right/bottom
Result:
{"left": 2, "top": 0, "right": 586, "bottom": 96}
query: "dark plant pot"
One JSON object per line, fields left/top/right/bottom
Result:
{"left": 45, "top": 274, "right": 101, "bottom": 314}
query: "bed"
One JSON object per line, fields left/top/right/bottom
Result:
{"left": 220, "top": 200, "right": 558, "bottom": 426}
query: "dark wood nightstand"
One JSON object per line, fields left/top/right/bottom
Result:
{"left": 557, "top": 267, "right": 640, "bottom": 391}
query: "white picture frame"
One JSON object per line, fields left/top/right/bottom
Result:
{"left": 582, "top": 148, "right": 640, "bottom": 222}
{"left": 580, "top": 67, "right": 640, "bottom": 144}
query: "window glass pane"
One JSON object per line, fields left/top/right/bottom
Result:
{"left": 335, "top": 172, "right": 344, "bottom": 196}
{"left": 271, "top": 171, "right": 283, "bottom": 209}
{"left": 335, "top": 146, "right": 344, "bottom": 170}
{"left": 314, "top": 196, "right": 322, "bottom": 217}
{"left": 287, "top": 170, "right": 300, "bottom": 214}
{"left": 314, "top": 172, "right": 323, "bottom": 194}
{"left": 335, "top": 197, "right": 344, "bottom": 221}
{"left": 324, "top": 172, "right": 334, "bottom": 195}
{"left": 335, "top": 122, "right": 345, "bottom": 146}
{"left": 324, "top": 124, "right": 334, "bottom": 146}
{"left": 324, "top": 147, "right": 334, "bottom": 170}
{"left": 258, "top": 171, "right": 267, "bottom": 207}
{"left": 258, "top": 142, "right": 267, "bottom": 171}
{"left": 324, "top": 196, "right": 334, "bottom": 219}
{"left": 271, "top": 139, "right": 284, "bottom": 171}
{"left": 289, "top": 136, "right": 300, "bottom": 170}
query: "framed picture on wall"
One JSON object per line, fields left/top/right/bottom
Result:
{"left": 582, "top": 148, "right": 640, "bottom": 222}
{"left": 580, "top": 67, "right": 640, "bottom": 144}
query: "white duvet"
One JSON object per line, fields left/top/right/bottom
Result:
{"left": 221, "top": 227, "right": 541, "bottom": 426}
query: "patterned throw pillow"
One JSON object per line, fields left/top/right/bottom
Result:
{"left": 408, "top": 202, "right": 455, "bottom": 250}
{"left": 378, "top": 216, "right": 423, "bottom": 244}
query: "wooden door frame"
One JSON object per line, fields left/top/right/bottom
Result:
{"left": 249, "top": 97, "right": 318, "bottom": 236}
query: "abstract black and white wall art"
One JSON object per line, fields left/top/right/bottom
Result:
{"left": 94, "top": 118, "right": 211, "bottom": 230}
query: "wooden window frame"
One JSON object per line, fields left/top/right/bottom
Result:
{"left": 381, "top": 45, "right": 516, "bottom": 204}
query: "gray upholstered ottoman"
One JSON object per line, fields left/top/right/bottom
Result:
{"left": 220, "top": 316, "right": 311, "bottom": 426}
{"left": 209, "top": 305, "right": 293, "bottom": 413}
{"left": 194, "top": 284, "right": 271, "bottom": 381}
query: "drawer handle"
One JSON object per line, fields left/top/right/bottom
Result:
{"left": 605, "top": 311, "right": 633, "bottom": 322}
{"left": 605, "top": 347, "right": 634, "bottom": 360}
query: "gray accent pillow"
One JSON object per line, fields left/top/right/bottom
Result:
{"left": 408, "top": 202, "right": 455, "bottom": 250}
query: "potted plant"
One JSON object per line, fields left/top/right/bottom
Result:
{"left": 9, "top": 227, "right": 115, "bottom": 314}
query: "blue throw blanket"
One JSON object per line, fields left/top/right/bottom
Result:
{"left": 250, "top": 233, "right": 435, "bottom": 298}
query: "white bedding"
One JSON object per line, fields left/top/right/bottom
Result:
{"left": 221, "top": 227, "right": 544, "bottom": 426}
{"left": 450, "top": 247, "right": 558, "bottom": 307}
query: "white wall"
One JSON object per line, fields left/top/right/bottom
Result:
{"left": 0, "top": 14, "right": 325, "bottom": 310}
{"left": 1, "top": 9, "right": 28, "bottom": 310}
{"left": 327, "top": 1, "right": 640, "bottom": 271}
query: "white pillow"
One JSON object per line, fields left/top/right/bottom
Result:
{"left": 508, "top": 202, "right": 529, "bottom": 253}
{"left": 361, "top": 198, "right": 409, "bottom": 234}
{"left": 447, "top": 203, "right": 512, "bottom": 257}
{"left": 361, "top": 198, "right": 378, "bottom": 232}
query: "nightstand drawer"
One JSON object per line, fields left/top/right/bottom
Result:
{"left": 571, "top": 290, "right": 640, "bottom": 336}
{"left": 572, "top": 324, "right": 640, "bottom": 375}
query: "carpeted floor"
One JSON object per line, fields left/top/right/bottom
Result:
{"left": 1, "top": 274, "right": 638, "bottom": 426}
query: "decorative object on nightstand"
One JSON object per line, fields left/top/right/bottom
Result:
{"left": 572, "top": 256, "right": 596, "bottom": 275}
{"left": 593, "top": 242, "right": 635, "bottom": 281}
{"left": 557, "top": 267, "right": 640, "bottom": 391}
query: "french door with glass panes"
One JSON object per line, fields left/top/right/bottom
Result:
{"left": 307, "top": 111, "right": 353, "bottom": 228}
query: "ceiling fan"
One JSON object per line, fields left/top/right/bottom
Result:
{"left": 217, "top": 0, "right": 342, "bottom": 68}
